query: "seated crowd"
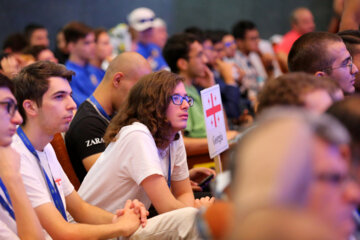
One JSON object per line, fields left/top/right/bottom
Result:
{"left": 2, "top": 0, "right": 360, "bottom": 239}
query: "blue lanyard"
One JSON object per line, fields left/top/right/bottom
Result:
{"left": 168, "top": 148, "right": 171, "bottom": 188}
{"left": 16, "top": 127, "right": 68, "bottom": 221}
{"left": 0, "top": 178, "right": 15, "bottom": 220}
{"left": 89, "top": 95, "right": 111, "bottom": 121}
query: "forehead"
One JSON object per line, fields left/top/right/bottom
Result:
{"left": 328, "top": 41, "right": 350, "bottom": 63}
{"left": 223, "top": 34, "right": 234, "bottom": 42}
{"left": 313, "top": 137, "right": 347, "bottom": 173}
{"left": 189, "top": 41, "right": 203, "bottom": 54}
{"left": 245, "top": 29, "right": 259, "bottom": 37}
{"left": 33, "top": 28, "right": 48, "bottom": 36}
{"left": 173, "top": 81, "right": 186, "bottom": 93}
{"left": 0, "top": 87, "right": 15, "bottom": 101}
{"left": 45, "top": 76, "right": 71, "bottom": 95}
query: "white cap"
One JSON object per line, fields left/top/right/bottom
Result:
{"left": 153, "top": 18, "right": 166, "bottom": 28}
{"left": 127, "top": 7, "right": 155, "bottom": 32}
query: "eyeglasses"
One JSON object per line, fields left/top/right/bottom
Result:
{"left": 137, "top": 17, "right": 154, "bottom": 24}
{"left": 316, "top": 172, "right": 354, "bottom": 186}
{"left": 323, "top": 56, "right": 354, "bottom": 72}
{"left": 170, "top": 94, "right": 194, "bottom": 107}
{"left": 0, "top": 99, "right": 18, "bottom": 117}
{"left": 224, "top": 41, "right": 235, "bottom": 48}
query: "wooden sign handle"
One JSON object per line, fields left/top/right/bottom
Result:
{"left": 214, "top": 155, "right": 222, "bottom": 173}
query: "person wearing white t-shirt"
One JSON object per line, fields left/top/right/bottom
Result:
{"left": 0, "top": 73, "right": 44, "bottom": 239}
{"left": 12, "top": 61, "right": 202, "bottom": 239}
{"left": 80, "top": 70, "right": 214, "bottom": 214}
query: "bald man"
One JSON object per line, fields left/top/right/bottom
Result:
{"left": 276, "top": 7, "right": 315, "bottom": 72}
{"left": 65, "top": 52, "right": 152, "bottom": 181}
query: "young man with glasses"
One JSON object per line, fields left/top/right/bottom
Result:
{"left": 288, "top": 31, "right": 359, "bottom": 95}
{"left": 0, "top": 73, "right": 45, "bottom": 239}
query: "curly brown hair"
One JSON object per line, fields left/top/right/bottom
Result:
{"left": 257, "top": 72, "right": 339, "bottom": 112}
{"left": 104, "top": 70, "right": 184, "bottom": 149}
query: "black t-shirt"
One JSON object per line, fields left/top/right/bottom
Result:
{"left": 65, "top": 100, "right": 109, "bottom": 182}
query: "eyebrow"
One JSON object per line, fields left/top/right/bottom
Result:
{"left": 0, "top": 97, "right": 16, "bottom": 103}
{"left": 51, "top": 90, "right": 71, "bottom": 96}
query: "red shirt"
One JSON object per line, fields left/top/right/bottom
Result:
{"left": 275, "top": 30, "right": 301, "bottom": 55}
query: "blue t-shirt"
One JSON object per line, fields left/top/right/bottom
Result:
{"left": 65, "top": 61, "right": 104, "bottom": 106}
{"left": 136, "top": 42, "right": 168, "bottom": 71}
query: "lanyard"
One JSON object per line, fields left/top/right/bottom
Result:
{"left": 168, "top": 148, "right": 171, "bottom": 188}
{"left": 0, "top": 178, "right": 15, "bottom": 220}
{"left": 16, "top": 127, "right": 68, "bottom": 221}
{"left": 89, "top": 95, "right": 111, "bottom": 121}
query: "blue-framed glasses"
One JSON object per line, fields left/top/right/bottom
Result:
{"left": 170, "top": 94, "right": 194, "bottom": 107}
{"left": 0, "top": 99, "right": 18, "bottom": 117}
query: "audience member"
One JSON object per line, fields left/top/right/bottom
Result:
{"left": 12, "top": 61, "right": 200, "bottom": 239}
{"left": 232, "top": 20, "right": 268, "bottom": 99}
{"left": 151, "top": 18, "right": 168, "bottom": 49}
{"left": 275, "top": 8, "right": 315, "bottom": 72}
{"left": 79, "top": 70, "right": 213, "bottom": 216}
{"left": 54, "top": 29, "right": 69, "bottom": 64}
{"left": 66, "top": 52, "right": 152, "bottom": 181}
{"left": 163, "top": 33, "right": 238, "bottom": 155}
{"left": 258, "top": 72, "right": 342, "bottom": 113}
{"left": 338, "top": 30, "right": 360, "bottom": 93}
{"left": 63, "top": 21, "right": 103, "bottom": 106}
{"left": 232, "top": 108, "right": 358, "bottom": 240}
{"left": 24, "top": 23, "right": 49, "bottom": 47}
{"left": 128, "top": 7, "right": 169, "bottom": 71}
{"left": 23, "top": 45, "right": 58, "bottom": 63}
{"left": 0, "top": 73, "right": 45, "bottom": 239}
{"left": 288, "top": 31, "right": 359, "bottom": 95}
{"left": 90, "top": 28, "right": 113, "bottom": 72}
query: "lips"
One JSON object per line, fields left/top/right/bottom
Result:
{"left": 64, "top": 115, "right": 73, "bottom": 122}
{"left": 179, "top": 113, "right": 188, "bottom": 120}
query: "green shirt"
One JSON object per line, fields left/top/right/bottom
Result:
{"left": 184, "top": 84, "right": 207, "bottom": 138}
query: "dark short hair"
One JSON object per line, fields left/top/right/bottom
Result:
{"left": 2, "top": 33, "right": 27, "bottom": 52}
{"left": 184, "top": 26, "right": 205, "bottom": 43}
{"left": 24, "top": 23, "right": 46, "bottom": 43}
{"left": 163, "top": 33, "right": 198, "bottom": 73}
{"left": 206, "top": 29, "right": 228, "bottom": 45}
{"left": 63, "top": 21, "right": 93, "bottom": 44}
{"left": 13, "top": 61, "right": 75, "bottom": 124}
{"left": 338, "top": 30, "right": 360, "bottom": 56}
{"left": 288, "top": 32, "right": 343, "bottom": 74}
{"left": 232, "top": 20, "right": 257, "bottom": 40}
{"left": 0, "top": 73, "right": 14, "bottom": 93}
{"left": 258, "top": 72, "right": 339, "bottom": 112}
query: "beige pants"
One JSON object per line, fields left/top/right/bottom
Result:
{"left": 129, "top": 207, "right": 200, "bottom": 240}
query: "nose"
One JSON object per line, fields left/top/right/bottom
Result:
{"left": 351, "top": 62, "right": 359, "bottom": 75}
{"left": 202, "top": 53, "right": 208, "bottom": 64}
{"left": 343, "top": 180, "right": 360, "bottom": 205}
{"left": 11, "top": 110, "right": 23, "bottom": 125}
{"left": 180, "top": 99, "right": 190, "bottom": 110}
{"left": 67, "top": 95, "right": 77, "bottom": 112}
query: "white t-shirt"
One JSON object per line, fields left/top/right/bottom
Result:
{"left": 11, "top": 134, "right": 74, "bottom": 239}
{"left": 0, "top": 189, "right": 18, "bottom": 240}
{"left": 79, "top": 122, "right": 189, "bottom": 212}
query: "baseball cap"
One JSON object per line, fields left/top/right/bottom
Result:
{"left": 127, "top": 7, "right": 155, "bottom": 32}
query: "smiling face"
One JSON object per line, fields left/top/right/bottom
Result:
{"left": 0, "top": 88, "right": 22, "bottom": 146}
{"left": 35, "top": 77, "right": 76, "bottom": 135}
{"left": 166, "top": 82, "right": 190, "bottom": 135}
{"left": 326, "top": 41, "right": 359, "bottom": 94}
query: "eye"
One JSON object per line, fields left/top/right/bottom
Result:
{"left": 54, "top": 94, "right": 65, "bottom": 100}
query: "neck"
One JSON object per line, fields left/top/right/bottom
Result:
{"left": 21, "top": 123, "right": 53, "bottom": 151}
{"left": 92, "top": 84, "right": 114, "bottom": 116}
{"left": 239, "top": 47, "right": 250, "bottom": 56}
{"left": 68, "top": 54, "right": 87, "bottom": 67}
{"left": 179, "top": 72, "right": 192, "bottom": 86}
{"left": 89, "top": 58, "right": 102, "bottom": 68}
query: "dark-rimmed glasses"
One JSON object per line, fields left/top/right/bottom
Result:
{"left": 170, "top": 94, "right": 194, "bottom": 107}
{"left": 0, "top": 99, "right": 18, "bottom": 117}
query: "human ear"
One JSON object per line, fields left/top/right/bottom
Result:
{"left": 22, "top": 99, "right": 38, "bottom": 118}
{"left": 315, "top": 71, "right": 326, "bottom": 77}
{"left": 112, "top": 72, "right": 125, "bottom": 88}
{"left": 177, "top": 58, "right": 188, "bottom": 72}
